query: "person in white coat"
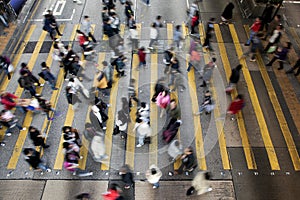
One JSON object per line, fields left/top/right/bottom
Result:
{"left": 186, "top": 171, "right": 212, "bottom": 196}
{"left": 133, "top": 118, "right": 151, "bottom": 147}
{"left": 148, "top": 23, "right": 158, "bottom": 49}
{"left": 146, "top": 164, "right": 162, "bottom": 189}
{"left": 90, "top": 132, "right": 108, "bottom": 162}
{"left": 168, "top": 139, "right": 183, "bottom": 162}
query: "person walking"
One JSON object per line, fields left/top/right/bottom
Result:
{"left": 187, "top": 1, "right": 199, "bottom": 27}
{"left": 167, "top": 139, "right": 183, "bottom": 162}
{"left": 199, "top": 57, "right": 217, "bottom": 87}
{"left": 194, "top": 90, "right": 214, "bottom": 115}
{"left": 128, "top": 79, "right": 139, "bottom": 109}
{"left": 133, "top": 118, "right": 152, "bottom": 147}
{"left": 39, "top": 62, "right": 58, "bottom": 90}
{"left": 0, "top": 55, "right": 13, "bottom": 80}
{"left": 102, "top": 61, "right": 114, "bottom": 88}
{"left": 263, "top": 14, "right": 281, "bottom": 41}
{"left": 227, "top": 94, "right": 245, "bottom": 119}
{"left": 0, "top": 109, "right": 26, "bottom": 136}
{"left": 137, "top": 47, "right": 147, "bottom": 70}
{"left": 241, "top": 35, "right": 262, "bottom": 62}
{"left": 148, "top": 23, "right": 158, "bottom": 50}
{"left": 119, "top": 165, "right": 134, "bottom": 189}
{"left": 220, "top": 2, "right": 234, "bottom": 25}
{"left": 166, "top": 99, "right": 181, "bottom": 123}
{"left": 226, "top": 64, "right": 242, "bottom": 93}
{"left": 264, "top": 24, "right": 283, "bottom": 52}
{"left": 90, "top": 105, "right": 107, "bottom": 131}
{"left": 0, "top": 91, "right": 25, "bottom": 113}
{"left": 43, "top": 12, "right": 56, "bottom": 40}
{"left": 286, "top": 55, "right": 300, "bottom": 76}
{"left": 190, "top": 11, "right": 200, "bottom": 35}
{"left": 146, "top": 164, "right": 162, "bottom": 189}
{"left": 47, "top": 10, "right": 63, "bottom": 36}
{"left": 266, "top": 42, "right": 291, "bottom": 70}
{"left": 81, "top": 15, "right": 97, "bottom": 43}
{"left": 23, "top": 148, "right": 51, "bottom": 172}
{"left": 124, "top": 1, "right": 134, "bottom": 26}
{"left": 186, "top": 172, "right": 212, "bottom": 196}
{"left": 90, "top": 130, "right": 108, "bottom": 162}
{"left": 156, "top": 89, "right": 170, "bottom": 118}
{"left": 169, "top": 147, "right": 197, "bottom": 176}
{"left": 151, "top": 77, "right": 166, "bottom": 102}
{"left": 29, "top": 126, "right": 50, "bottom": 149}
{"left": 20, "top": 63, "right": 43, "bottom": 87}
{"left": 65, "top": 86, "right": 82, "bottom": 110}
{"left": 245, "top": 17, "right": 262, "bottom": 46}
{"left": 18, "top": 71, "right": 38, "bottom": 96}
{"left": 163, "top": 47, "right": 174, "bottom": 74}
{"left": 173, "top": 25, "right": 185, "bottom": 50}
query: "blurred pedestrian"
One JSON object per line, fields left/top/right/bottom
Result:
{"left": 169, "top": 147, "right": 197, "bottom": 176}
{"left": 29, "top": 126, "right": 49, "bottom": 148}
{"left": 199, "top": 57, "right": 217, "bottom": 87}
{"left": 90, "top": 105, "right": 107, "bottom": 131}
{"left": 186, "top": 172, "right": 212, "bottom": 196}
{"left": 148, "top": 23, "right": 158, "bottom": 50}
{"left": 286, "top": 55, "right": 300, "bottom": 76}
{"left": 23, "top": 148, "right": 51, "bottom": 172}
{"left": 266, "top": 42, "right": 291, "bottom": 70}
{"left": 264, "top": 24, "right": 283, "bottom": 52}
{"left": 81, "top": 15, "right": 97, "bottom": 43}
{"left": 102, "top": 183, "right": 122, "bottom": 200}
{"left": 241, "top": 35, "right": 262, "bottom": 62}
{"left": 151, "top": 77, "right": 166, "bottom": 102}
{"left": 119, "top": 165, "right": 134, "bottom": 189}
{"left": 220, "top": 2, "right": 234, "bottom": 25}
{"left": 146, "top": 164, "right": 162, "bottom": 189}
{"left": 194, "top": 90, "right": 214, "bottom": 115}
{"left": 163, "top": 46, "right": 174, "bottom": 74}
{"left": 245, "top": 17, "right": 262, "bottom": 46}
{"left": 47, "top": 10, "right": 63, "bottom": 36}
{"left": 227, "top": 94, "right": 245, "bottom": 119}
{"left": 190, "top": 11, "right": 200, "bottom": 35}
{"left": 0, "top": 55, "right": 13, "bottom": 79}
{"left": 133, "top": 118, "right": 152, "bottom": 147}
{"left": 263, "top": 14, "right": 281, "bottom": 41}
{"left": 65, "top": 86, "right": 82, "bottom": 110}
{"left": 90, "top": 131, "right": 108, "bottom": 162}
{"left": 173, "top": 25, "right": 185, "bottom": 50}
{"left": 39, "top": 62, "right": 58, "bottom": 90}
{"left": 0, "top": 109, "right": 26, "bottom": 136}
{"left": 20, "top": 63, "right": 43, "bottom": 87}
{"left": 137, "top": 47, "right": 147, "bottom": 70}
{"left": 225, "top": 64, "right": 242, "bottom": 94}
{"left": 128, "top": 78, "right": 139, "bottom": 108}
{"left": 167, "top": 139, "right": 183, "bottom": 162}
{"left": 156, "top": 89, "right": 170, "bottom": 118}
{"left": 18, "top": 71, "right": 38, "bottom": 97}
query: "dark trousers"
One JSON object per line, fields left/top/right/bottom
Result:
{"left": 25, "top": 86, "right": 37, "bottom": 96}
{"left": 268, "top": 57, "right": 284, "bottom": 69}
{"left": 88, "top": 32, "right": 97, "bottom": 43}
{"left": 287, "top": 59, "right": 300, "bottom": 75}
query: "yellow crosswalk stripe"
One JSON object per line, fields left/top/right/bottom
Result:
{"left": 243, "top": 25, "right": 300, "bottom": 170}
{"left": 210, "top": 24, "right": 257, "bottom": 169}
{"left": 167, "top": 23, "right": 173, "bottom": 46}
{"left": 7, "top": 29, "right": 49, "bottom": 169}
{"left": 53, "top": 25, "right": 83, "bottom": 170}
{"left": 198, "top": 24, "right": 230, "bottom": 169}
{"left": 125, "top": 54, "right": 139, "bottom": 169}
{"left": 69, "top": 24, "right": 80, "bottom": 47}
{"left": 100, "top": 53, "right": 120, "bottom": 171}
{"left": 228, "top": 24, "right": 280, "bottom": 170}
{"left": 149, "top": 54, "right": 158, "bottom": 167}
{"left": 213, "top": 24, "right": 257, "bottom": 170}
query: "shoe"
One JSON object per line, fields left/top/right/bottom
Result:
{"left": 208, "top": 187, "right": 213, "bottom": 192}
{"left": 5, "top": 133, "right": 12, "bottom": 137}
{"left": 249, "top": 59, "right": 256, "bottom": 62}
{"left": 244, "top": 43, "right": 250, "bottom": 46}
{"left": 153, "top": 186, "right": 158, "bottom": 189}
{"left": 22, "top": 127, "right": 27, "bottom": 131}
{"left": 136, "top": 144, "right": 143, "bottom": 147}
{"left": 266, "top": 63, "right": 271, "bottom": 66}
{"left": 58, "top": 34, "right": 63, "bottom": 36}
{"left": 185, "top": 171, "right": 189, "bottom": 176}
{"left": 180, "top": 89, "right": 184, "bottom": 92}
{"left": 148, "top": 4, "right": 151, "bottom": 6}
{"left": 278, "top": 67, "right": 283, "bottom": 70}
{"left": 103, "top": 127, "right": 107, "bottom": 130}
{"left": 168, "top": 171, "right": 174, "bottom": 176}
{"left": 199, "top": 84, "right": 206, "bottom": 87}
{"left": 124, "top": 185, "right": 131, "bottom": 189}
{"left": 148, "top": 47, "right": 154, "bottom": 50}
{"left": 44, "top": 145, "right": 50, "bottom": 148}
{"left": 39, "top": 83, "right": 44, "bottom": 87}
{"left": 46, "top": 168, "right": 52, "bottom": 173}
{"left": 77, "top": 0, "right": 83, "bottom": 4}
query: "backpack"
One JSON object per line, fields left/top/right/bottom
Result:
{"left": 163, "top": 51, "right": 171, "bottom": 64}
{"left": 18, "top": 77, "right": 25, "bottom": 88}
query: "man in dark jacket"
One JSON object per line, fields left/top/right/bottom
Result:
{"left": 18, "top": 71, "right": 38, "bottom": 96}
{"left": 40, "top": 62, "right": 58, "bottom": 90}
{"left": 23, "top": 148, "right": 51, "bottom": 172}
{"left": 29, "top": 126, "right": 49, "bottom": 148}
{"left": 220, "top": 2, "right": 234, "bottom": 25}
{"left": 229, "top": 64, "right": 242, "bottom": 86}
{"left": 90, "top": 105, "right": 107, "bottom": 131}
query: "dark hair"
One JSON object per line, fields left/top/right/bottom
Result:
{"left": 84, "top": 15, "right": 89, "bottom": 19}
{"left": 136, "top": 118, "right": 142, "bottom": 123}
{"left": 23, "top": 148, "right": 33, "bottom": 155}
{"left": 21, "top": 63, "right": 27, "bottom": 68}
{"left": 69, "top": 78, "right": 74, "bottom": 82}
{"left": 204, "top": 172, "right": 211, "bottom": 180}
{"left": 140, "top": 102, "right": 146, "bottom": 108}
{"left": 170, "top": 99, "right": 176, "bottom": 103}
{"left": 41, "top": 62, "right": 47, "bottom": 68}
{"left": 29, "top": 126, "right": 36, "bottom": 131}
{"left": 212, "top": 57, "right": 216, "bottom": 62}
{"left": 237, "top": 94, "right": 243, "bottom": 99}
{"left": 176, "top": 25, "right": 181, "bottom": 30}
{"left": 151, "top": 168, "right": 157, "bottom": 175}
{"left": 236, "top": 64, "right": 242, "bottom": 70}
{"left": 102, "top": 61, "right": 108, "bottom": 66}
{"left": 151, "top": 23, "right": 157, "bottom": 28}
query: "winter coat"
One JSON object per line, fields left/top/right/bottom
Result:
{"left": 168, "top": 139, "right": 183, "bottom": 159}
{"left": 90, "top": 135, "right": 106, "bottom": 161}
{"left": 221, "top": 2, "right": 234, "bottom": 20}
{"left": 156, "top": 92, "right": 170, "bottom": 109}
{"left": 182, "top": 152, "right": 196, "bottom": 169}
{"left": 202, "top": 62, "right": 216, "bottom": 82}
{"left": 96, "top": 72, "right": 108, "bottom": 89}
{"left": 192, "top": 172, "right": 211, "bottom": 195}
{"left": 166, "top": 104, "right": 181, "bottom": 120}
{"left": 229, "top": 68, "right": 241, "bottom": 84}
{"left": 24, "top": 150, "right": 42, "bottom": 169}
{"left": 90, "top": 106, "right": 104, "bottom": 131}
{"left": 0, "top": 93, "right": 18, "bottom": 110}
{"left": 19, "top": 75, "right": 36, "bottom": 88}
{"left": 228, "top": 98, "right": 245, "bottom": 114}
{"left": 275, "top": 47, "right": 289, "bottom": 61}
{"left": 146, "top": 164, "right": 162, "bottom": 184}
{"left": 29, "top": 129, "right": 45, "bottom": 146}
{"left": 134, "top": 122, "right": 152, "bottom": 137}
{"left": 138, "top": 50, "right": 146, "bottom": 62}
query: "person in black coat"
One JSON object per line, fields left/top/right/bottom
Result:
{"left": 220, "top": 2, "right": 234, "bottom": 24}
{"left": 119, "top": 164, "right": 134, "bottom": 189}
{"left": 90, "top": 105, "right": 106, "bottom": 131}
{"left": 23, "top": 148, "right": 51, "bottom": 172}
{"left": 29, "top": 126, "right": 49, "bottom": 148}
{"left": 151, "top": 77, "right": 166, "bottom": 102}
{"left": 170, "top": 147, "right": 196, "bottom": 176}
{"left": 229, "top": 64, "right": 242, "bottom": 85}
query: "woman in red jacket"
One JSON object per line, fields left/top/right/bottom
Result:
{"left": 191, "top": 11, "right": 200, "bottom": 34}
{"left": 227, "top": 94, "right": 245, "bottom": 118}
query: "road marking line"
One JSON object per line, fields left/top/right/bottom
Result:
{"left": 53, "top": 25, "right": 81, "bottom": 170}
{"left": 167, "top": 23, "right": 173, "bottom": 46}
{"left": 125, "top": 53, "right": 139, "bottom": 169}
{"left": 244, "top": 25, "right": 300, "bottom": 171}
{"left": 214, "top": 24, "right": 257, "bottom": 170}
{"left": 149, "top": 53, "right": 158, "bottom": 167}
{"left": 6, "top": 30, "right": 48, "bottom": 169}
{"left": 229, "top": 24, "right": 280, "bottom": 170}
{"left": 101, "top": 71, "right": 119, "bottom": 170}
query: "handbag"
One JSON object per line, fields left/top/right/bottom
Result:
{"left": 267, "top": 46, "right": 277, "bottom": 54}
{"left": 8, "top": 64, "right": 14, "bottom": 73}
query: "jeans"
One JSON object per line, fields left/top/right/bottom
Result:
{"left": 153, "top": 182, "right": 159, "bottom": 187}
{"left": 5, "top": 123, "right": 23, "bottom": 134}
{"left": 25, "top": 86, "right": 37, "bottom": 96}
{"left": 246, "top": 30, "right": 256, "bottom": 45}
{"left": 138, "top": 135, "right": 145, "bottom": 145}
{"left": 38, "top": 163, "right": 49, "bottom": 171}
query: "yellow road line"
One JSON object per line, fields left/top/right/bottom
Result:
{"left": 125, "top": 54, "right": 139, "bottom": 168}
{"left": 120, "top": 24, "right": 125, "bottom": 37}
{"left": 167, "top": 23, "right": 173, "bottom": 46}
{"left": 187, "top": 55, "right": 207, "bottom": 170}
{"left": 241, "top": 25, "right": 300, "bottom": 170}
{"left": 69, "top": 24, "right": 80, "bottom": 47}
{"left": 149, "top": 54, "right": 158, "bottom": 167}
{"left": 229, "top": 24, "right": 280, "bottom": 170}
{"left": 96, "top": 52, "right": 119, "bottom": 170}
{"left": 7, "top": 29, "right": 49, "bottom": 169}
{"left": 213, "top": 24, "right": 257, "bottom": 169}
{"left": 53, "top": 105, "right": 74, "bottom": 169}
{"left": 0, "top": 25, "right": 36, "bottom": 91}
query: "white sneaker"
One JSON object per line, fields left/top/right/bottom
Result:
{"left": 208, "top": 187, "right": 213, "bottom": 192}
{"left": 103, "top": 127, "right": 107, "bottom": 130}
{"left": 5, "top": 133, "right": 12, "bottom": 137}
{"left": 22, "top": 127, "right": 26, "bottom": 131}
{"left": 148, "top": 4, "right": 151, "bottom": 6}
{"left": 46, "top": 168, "right": 52, "bottom": 173}
{"left": 136, "top": 144, "right": 142, "bottom": 147}
{"left": 39, "top": 83, "right": 44, "bottom": 87}
{"left": 77, "top": 0, "right": 83, "bottom": 4}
